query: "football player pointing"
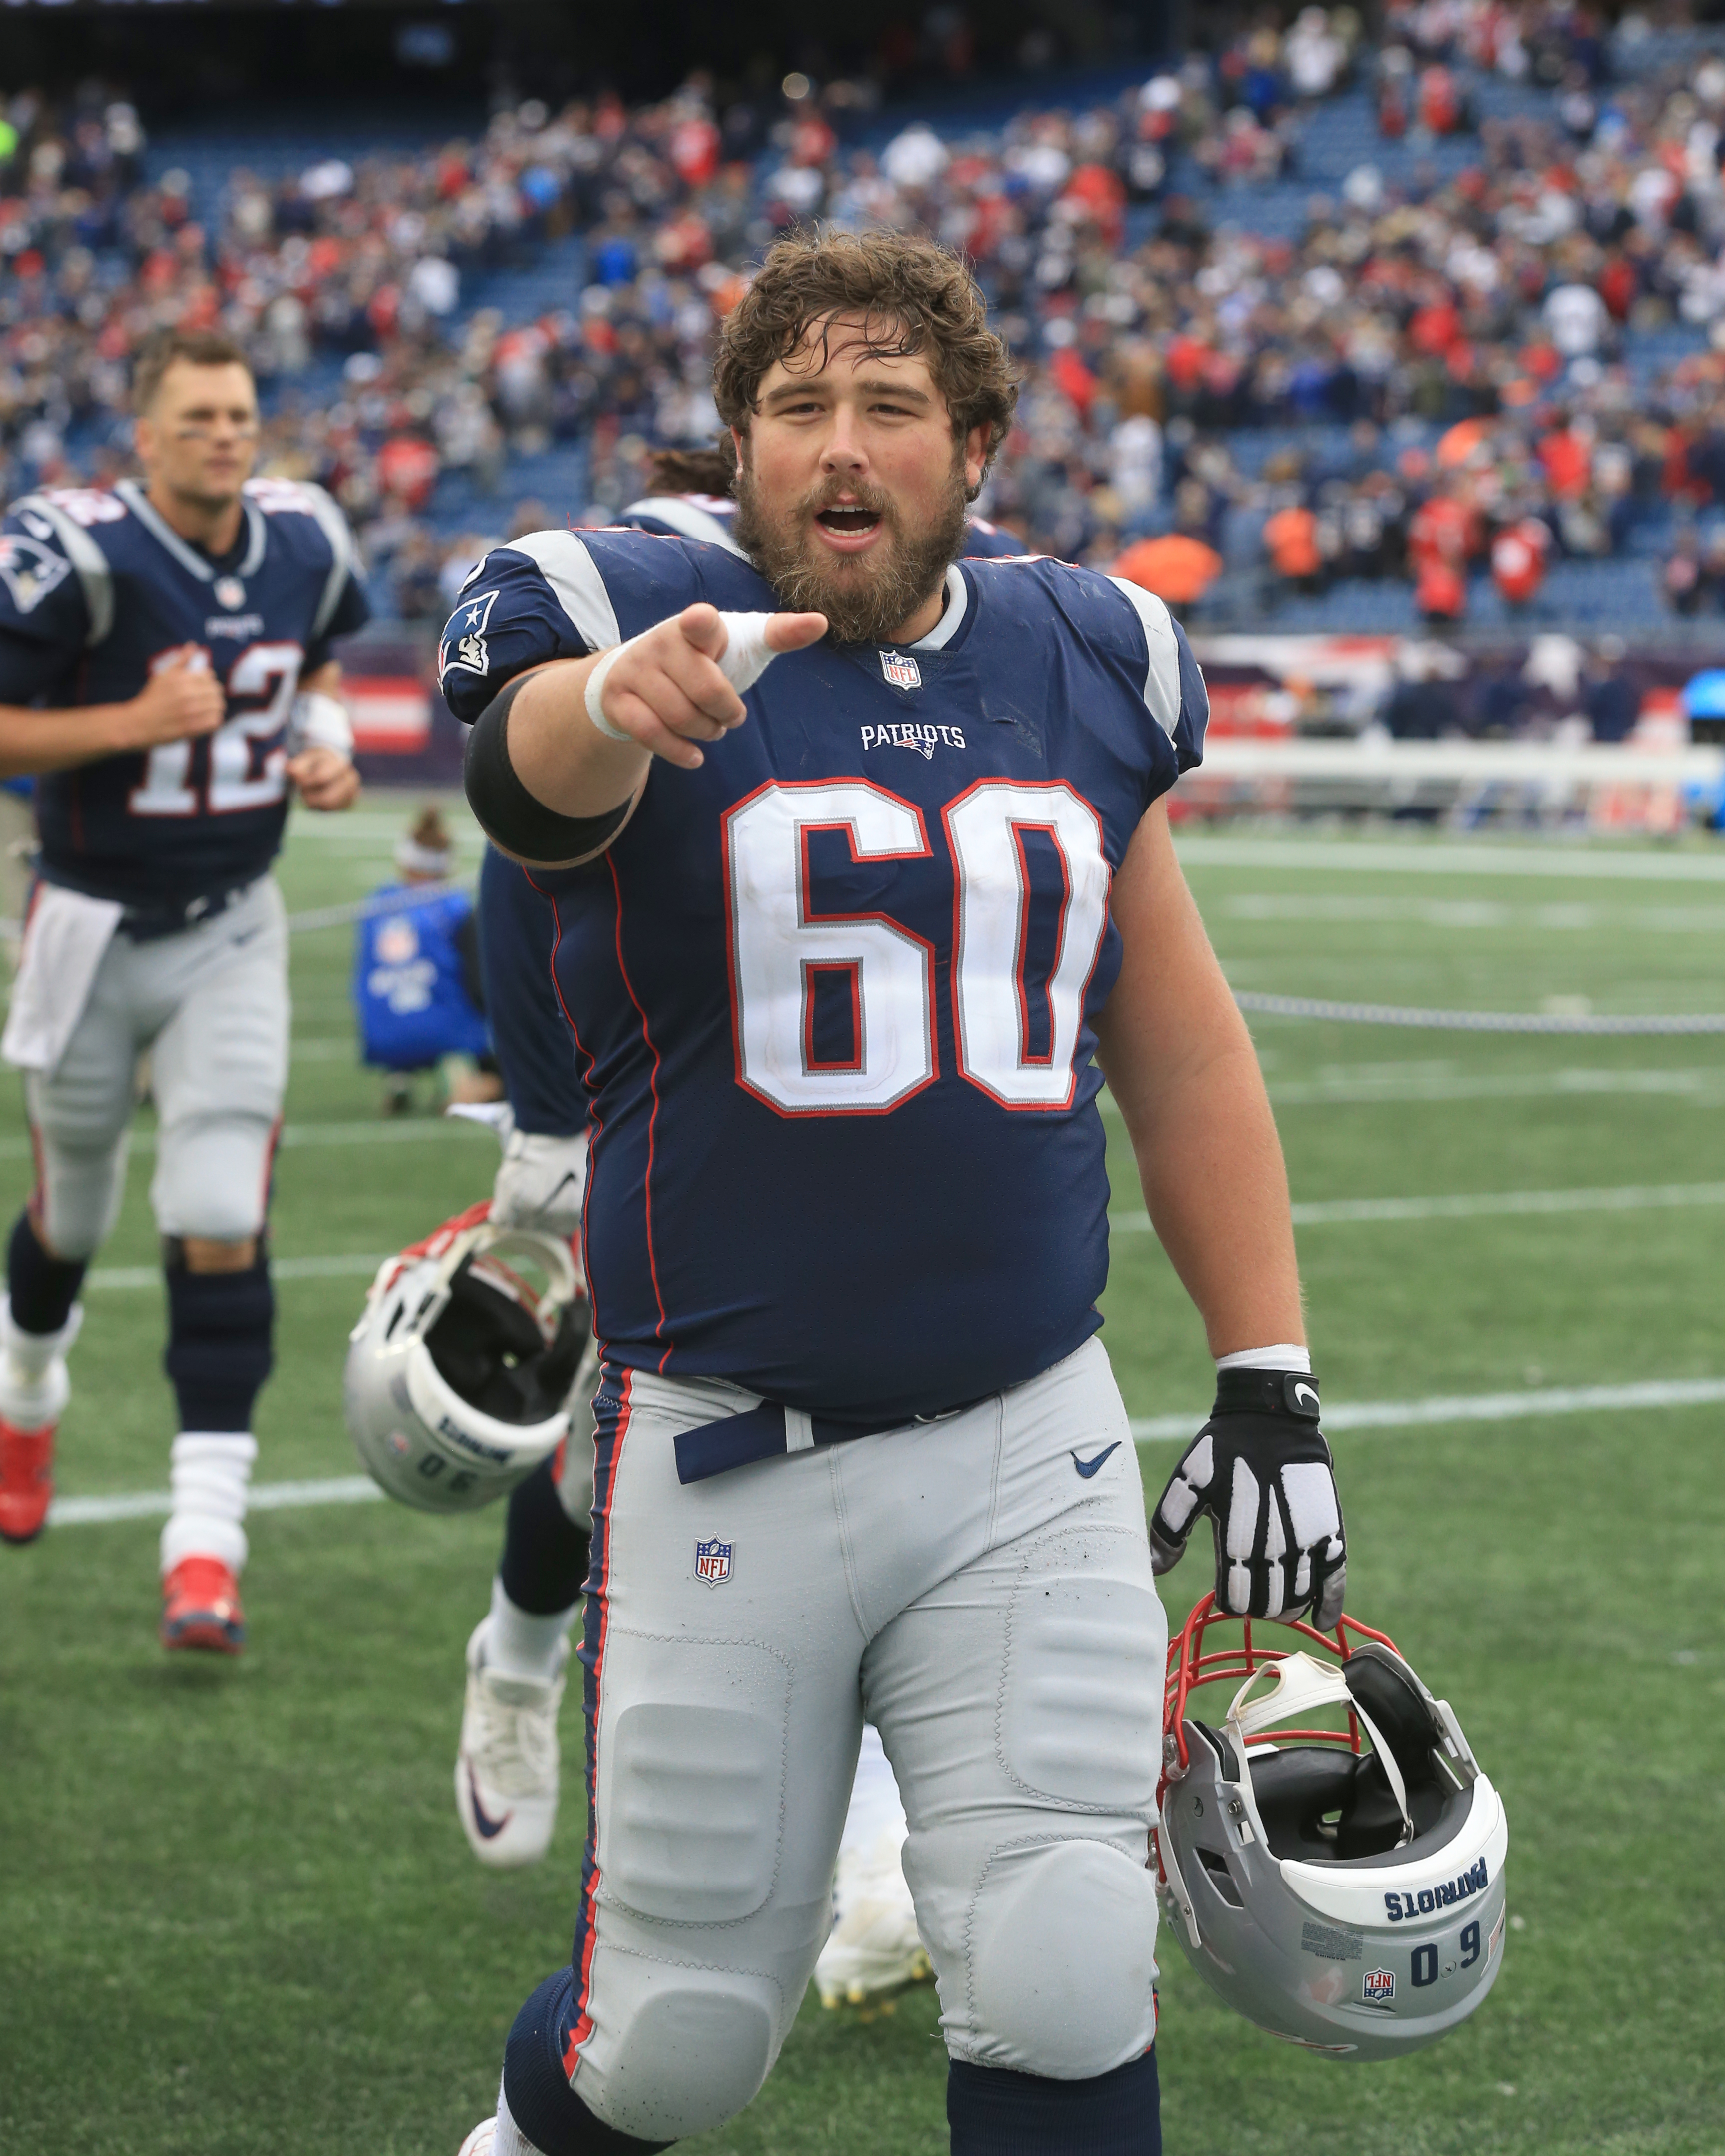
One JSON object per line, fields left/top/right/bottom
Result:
{"left": 445, "top": 233, "right": 1344, "bottom": 2156}
{"left": 0, "top": 328, "right": 366, "bottom": 1647}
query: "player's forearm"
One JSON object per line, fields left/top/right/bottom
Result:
{"left": 1095, "top": 799, "right": 1304, "bottom": 1356}
{"left": 0, "top": 700, "right": 144, "bottom": 779}
{"left": 503, "top": 658, "right": 651, "bottom": 819}
{"left": 1121, "top": 1040, "right": 1306, "bottom": 1356}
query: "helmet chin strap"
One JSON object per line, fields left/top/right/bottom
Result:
{"left": 1226, "top": 1651, "right": 1415, "bottom": 1847}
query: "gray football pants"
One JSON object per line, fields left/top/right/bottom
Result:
{"left": 27, "top": 877, "right": 289, "bottom": 1259}
{"left": 566, "top": 1335, "right": 1165, "bottom": 2144}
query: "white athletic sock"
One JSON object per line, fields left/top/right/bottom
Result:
{"left": 160, "top": 1431, "right": 258, "bottom": 1576}
{"left": 0, "top": 1293, "right": 82, "bottom": 1379}
{"left": 486, "top": 1575, "right": 577, "bottom": 1684}
{"left": 492, "top": 2079, "right": 546, "bottom": 2156}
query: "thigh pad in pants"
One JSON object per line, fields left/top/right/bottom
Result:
{"left": 968, "top": 1517, "right": 1164, "bottom": 2079}
{"left": 26, "top": 938, "right": 140, "bottom": 1261}
{"left": 864, "top": 1347, "right": 1168, "bottom": 2082}
{"left": 577, "top": 1629, "right": 793, "bottom": 2141}
{"left": 148, "top": 884, "right": 288, "bottom": 1242}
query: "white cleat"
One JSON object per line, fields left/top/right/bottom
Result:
{"left": 815, "top": 1825, "right": 931, "bottom": 2008}
{"left": 454, "top": 1618, "right": 568, "bottom": 1869}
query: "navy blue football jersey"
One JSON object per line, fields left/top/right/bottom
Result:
{"left": 959, "top": 513, "right": 1029, "bottom": 558}
{"left": 0, "top": 478, "right": 369, "bottom": 907}
{"left": 618, "top": 492, "right": 744, "bottom": 553}
{"left": 480, "top": 841, "right": 586, "bottom": 1138}
{"left": 440, "top": 529, "right": 1207, "bottom": 1420}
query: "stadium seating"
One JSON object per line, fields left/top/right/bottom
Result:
{"left": 12, "top": 8, "right": 1725, "bottom": 647}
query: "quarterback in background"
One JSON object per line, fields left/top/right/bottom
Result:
{"left": 0, "top": 327, "right": 365, "bottom": 1649}
{"left": 442, "top": 232, "right": 1346, "bottom": 2156}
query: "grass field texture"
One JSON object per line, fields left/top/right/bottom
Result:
{"left": 1, "top": 807, "right": 1723, "bottom": 2155}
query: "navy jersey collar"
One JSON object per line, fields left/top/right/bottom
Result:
{"left": 115, "top": 480, "right": 266, "bottom": 582}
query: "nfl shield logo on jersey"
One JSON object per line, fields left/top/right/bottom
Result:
{"left": 213, "top": 575, "right": 248, "bottom": 610}
{"left": 694, "top": 1537, "right": 733, "bottom": 1587}
{"left": 878, "top": 648, "right": 921, "bottom": 691}
{"left": 1362, "top": 1968, "right": 1395, "bottom": 2007}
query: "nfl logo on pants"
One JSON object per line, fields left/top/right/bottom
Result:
{"left": 694, "top": 1537, "right": 732, "bottom": 1587}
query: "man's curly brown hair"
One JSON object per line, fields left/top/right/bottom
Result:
{"left": 713, "top": 230, "right": 1018, "bottom": 496}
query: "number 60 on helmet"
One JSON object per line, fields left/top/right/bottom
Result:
{"left": 343, "top": 1200, "right": 595, "bottom": 1512}
{"left": 1155, "top": 1595, "right": 1509, "bottom": 2061}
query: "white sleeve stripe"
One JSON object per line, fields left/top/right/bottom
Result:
{"left": 1106, "top": 576, "right": 1183, "bottom": 739}
{"left": 16, "top": 496, "right": 112, "bottom": 646}
{"left": 506, "top": 531, "right": 620, "bottom": 653}
{"left": 296, "top": 482, "right": 360, "bottom": 642}
{"left": 622, "top": 496, "right": 747, "bottom": 557}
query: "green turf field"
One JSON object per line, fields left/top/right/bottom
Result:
{"left": 2, "top": 807, "right": 1723, "bottom": 2155}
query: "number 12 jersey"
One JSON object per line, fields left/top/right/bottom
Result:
{"left": 440, "top": 529, "right": 1208, "bottom": 1422}
{"left": 0, "top": 478, "right": 369, "bottom": 908}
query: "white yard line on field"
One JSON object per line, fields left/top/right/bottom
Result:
{"left": 72, "top": 1179, "right": 1725, "bottom": 1291}
{"left": 1100, "top": 1069, "right": 1725, "bottom": 1110}
{"left": 52, "top": 1476, "right": 382, "bottom": 1525}
{"left": 1174, "top": 838, "right": 1725, "bottom": 883}
{"left": 86, "top": 1253, "right": 388, "bottom": 1291}
{"left": 1220, "top": 893, "right": 1725, "bottom": 932}
{"left": 48, "top": 1374, "right": 1725, "bottom": 1525}
{"left": 1131, "top": 1375, "right": 1725, "bottom": 1441}
{"left": 1110, "top": 1181, "right": 1725, "bottom": 1232}
{"left": 0, "top": 1118, "right": 496, "bottom": 1163}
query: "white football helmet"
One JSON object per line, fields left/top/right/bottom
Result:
{"left": 1156, "top": 1595, "right": 1509, "bottom": 2061}
{"left": 344, "top": 1201, "right": 592, "bottom": 1513}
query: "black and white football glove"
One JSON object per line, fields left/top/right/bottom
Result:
{"left": 491, "top": 1128, "right": 590, "bottom": 1238}
{"left": 1150, "top": 1368, "right": 1346, "bottom": 1629}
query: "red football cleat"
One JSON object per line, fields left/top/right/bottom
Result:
{"left": 160, "top": 1556, "right": 247, "bottom": 1655}
{"left": 0, "top": 1420, "right": 55, "bottom": 1544}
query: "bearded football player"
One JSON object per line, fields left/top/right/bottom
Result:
{"left": 441, "top": 443, "right": 1022, "bottom": 1995}
{"left": 0, "top": 327, "right": 365, "bottom": 1649}
{"left": 439, "top": 231, "right": 1345, "bottom": 2156}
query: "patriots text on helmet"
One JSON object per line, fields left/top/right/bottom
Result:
{"left": 1383, "top": 1857, "right": 1491, "bottom": 1922}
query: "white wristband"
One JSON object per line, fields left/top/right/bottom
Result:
{"left": 582, "top": 611, "right": 789, "bottom": 746}
{"left": 583, "top": 645, "right": 633, "bottom": 742}
{"left": 1215, "top": 1343, "right": 1311, "bottom": 1374}
{"left": 288, "top": 689, "right": 353, "bottom": 757}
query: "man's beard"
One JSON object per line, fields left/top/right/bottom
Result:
{"left": 733, "top": 450, "right": 969, "bottom": 645}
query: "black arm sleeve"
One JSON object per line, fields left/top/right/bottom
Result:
{"left": 463, "top": 673, "right": 633, "bottom": 864}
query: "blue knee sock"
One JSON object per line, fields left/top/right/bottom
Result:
{"left": 162, "top": 1247, "right": 275, "bottom": 1432}
{"left": 500, "top": 1455, "right": 591, "bottom": 1615}
{"left": 503, "top": 1968, "right": 671, "bottom": 2154}
{"left": 7, "top": 1211, "right": 85, "bottom": 1337}
{"left": 947, "top": 2050, "right": 1161, "bottom": 2156}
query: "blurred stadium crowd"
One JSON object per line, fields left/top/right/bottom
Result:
{"left": 11, "top": 5, "right": 1725, "bottom": 646}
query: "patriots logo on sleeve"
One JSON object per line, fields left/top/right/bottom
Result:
{"left": 438, "top": 589, "right": 500, "bottom": 684}
{"left": 0, "top": 533, "right": 72, "bottom": 615}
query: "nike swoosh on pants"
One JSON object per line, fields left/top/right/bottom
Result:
{"left": 1070, "top": 1442, "right": 1121, "bottom": 1479}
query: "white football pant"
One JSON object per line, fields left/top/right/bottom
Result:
{"left": 25, "top": 877, "right": 288, "bottom": 1257}
{"left": 565, "top": 1334, "right": 1165, "bottom": 2144}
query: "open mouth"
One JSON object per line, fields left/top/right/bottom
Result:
{"left": 814, "top": 504, "right": 884, "bottom": 545}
